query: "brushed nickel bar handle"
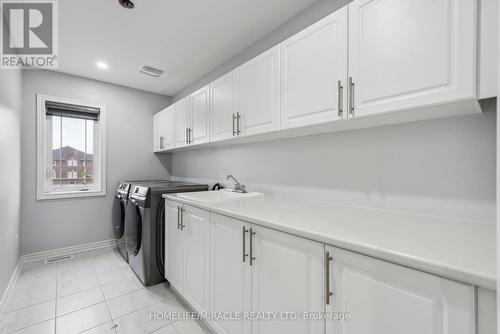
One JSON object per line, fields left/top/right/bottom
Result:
{"left": 236, "top": 112, "right": 241, "bottom": 135}
{"left": 185, "top": 128, "right": 189, "bottom": 144}
{"left": 177, "top": 206, "right": 181, "bottom": 230}
{"left": 325, "top": 251, "right": 333, "bottom": 305}
{"left": 249, "top": 228, "right": 256, "bottom": 266}
{"left": 242, "top": 226, "right": 249, "bottom": 262}
{"left": 160, "top": 136, "right": 164, "bottom": 150}
{"left": 232, "top": 113, "right": 237, "bottom": 136}
{"left": 349, "top": 77, "right": 355, "bottom": 117}
{"left": 181, "top": 207, "right": 186, "bottom": 230}
{"left": 338, "top": 81, "right": 343, "bottom": 117}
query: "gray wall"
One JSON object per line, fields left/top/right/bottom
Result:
{"left": 172, "top": 0, "right": 349, "bottom": 102}
{"left": 171, "top": 109, "right": 496, "bottom": 222}
{"left": 21, "top": 70, "right": 170, "bottom": 254}
{"left": 0, "top": 69, "right": 22, "bottom": 299}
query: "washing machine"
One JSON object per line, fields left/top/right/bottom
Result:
{"left": 112, "top": 180, "right": 166, "bottom": 261}
{"left": 124, "top": 181, "right": 208, "bottom": 285}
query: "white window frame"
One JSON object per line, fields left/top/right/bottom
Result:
{"left": 36, "top": 94, "right": 107, "bottom": 200}
{"left": 67, "top": 159, "right": 77, "bottom": 166}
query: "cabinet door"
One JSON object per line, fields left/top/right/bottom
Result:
{"left": 238, "top": 46, "right": 280, "bottom": 136}
{"left": 210, "top": 70, "right": 238, "bottom": 142}
{"left": 191, "top": 86, "right": 210, "bottom": 144}
{"left": 251, "top": 226, "right": 324, "bottom": 334}
{"left": 153, "top": 112, "right": 161, "bottom": 152}
{"left": 175, "top": 98, "right": 191, "bottom": 148}
{"left": 210, "top": 214, "right": 251, "bottom": 334}
{"left": 164, "top": 200, "right": 184, "bottom": 291}
{"left": 163, "top": 106, "right": 176, "bottom": 150}
{"left": 348, "top": 0, "right": 476, "bottom": 118}
{"left": 326, "top": 246, "right": 476, "bottom": 334}
{"left": 183, "top": 205, "right": 210, "bottom": 313}
{"left": 280, "top": 7, "right": 347, "bottom": 129}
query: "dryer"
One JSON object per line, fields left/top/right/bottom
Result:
{"left": 124, "top": 181, "right": 208, "bottom": 285}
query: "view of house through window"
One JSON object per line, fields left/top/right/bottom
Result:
{"left": 45, "top": 101, "right": 100, "bottom": 194}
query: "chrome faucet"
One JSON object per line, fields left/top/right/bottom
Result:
{"left": 226, "top": 175, "right": 247, "bottom": 193}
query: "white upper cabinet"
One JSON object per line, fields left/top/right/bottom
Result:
{"left": 154, "top": 0, "right": 490, "bottom": 153}
{"left": 153, "top": 105, "right": 175, "bottom": 152}
{"left": 251, "top": 225, "right": 325, "bottom": 334}
{"left": 211, "top": 69, "right": 239, "bottom": 142}
{"left": 210, "top": 214, "right": 251, "bottom": 334}
{"left": 326, "top": 246, "right": 475, "bottom": 334}
{"left": 163, "top": 106, "right": 176, "bottom": 150}
{"left": 190, "top": 85, "right": 210, "bottom": 145}
{"left": 280, "top": 7, "right": 348, "bottom": 129}
{"left": 175, "top": 98, "right": 191, "bottom": 148}
{"left": 348, "top": 0, "right": 476, "bottom": 118}
{"left": 153, "top": 112, "right": 161, "bottom": 152}
{"left": 238, "top": 46, "right": 281, "bottom": 136}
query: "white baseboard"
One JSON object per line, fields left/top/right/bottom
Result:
{"left": 22, "top": 239, "right": 117, "bottom": 263}
{"left": 0, "top": 257, "right": 22, "bottom": 315}
{"left": 0, "top": 239, "right": 117, "bottom": 314}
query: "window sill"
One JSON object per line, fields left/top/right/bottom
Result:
{"left": 37, "top": 189, "right": 106, "bottom": 201}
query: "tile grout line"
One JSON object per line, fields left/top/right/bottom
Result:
{"left": 92, "top": 250, "right": 119, "bottom": 334}
{"left": 0, "top": 261, "right": 57, "bottom": 334}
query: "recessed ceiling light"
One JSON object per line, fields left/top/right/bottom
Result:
{"left": 96, "top": 61, "right": 108, "bottom": 70}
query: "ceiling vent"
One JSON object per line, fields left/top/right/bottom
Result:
{"left": 140, "top": 66, "right": 163, "bottom": 78}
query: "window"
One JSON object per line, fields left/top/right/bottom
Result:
{"left": 37, "top": 94, "right": 107, "bottom": 200}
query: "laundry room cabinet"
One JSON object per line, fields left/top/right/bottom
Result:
{"left": 280, "top": 6, "right": 348, "bottom": 129}
{"left": 325, "top": 245, "right": 476, "bottom": 334}
{"left": 237, "top": 45, "right": 281, "bottom": 136}
{"left": 210, "top": 214, "right": 252, "bottom": 334}
{"left": 164, "top": 200, "right": 210, "bottom": 313}
{"left": 347, "top": 0, "right": 477, "bottom": 118}
{"left": 153, "top": 105, "right": 175, "bottom": 152}
{"left": 175, "top": 97, "right": 191, "bottom": 148}
{"left": 165, "top": 200, "right": 184, "bottom": 288}
{"left": 190, "top": 85, "right": 210, "bottom": 145}
{"left": 209, "top": 214, "right": 326, "bottom": 334}
{"left": 250, "top": 224, "right": 324, "bottom": 334}
{"left": 154, "top": 0, "right": 494, "bottom": 153}
{"left": 164, "top": 199, "right": 484, "bottom": 334}
{"left": 210, "top": 69, "right": 239, "bottom": 142}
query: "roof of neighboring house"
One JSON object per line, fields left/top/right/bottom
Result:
{"left": 52, "top": 146, "right": 94, "bottom": 161}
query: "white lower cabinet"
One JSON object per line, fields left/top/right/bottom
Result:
{"left": 326, "top": 246, "right": 476, "bottom": 334}
{"left": 210, "top": 215, "right": 251, "bottom": 334}
{"left": 166, "top": 203, "right": 479, "bottom": 334}
{"left": 165, "top": 200, "right": 184, "bottom": 290}
{"left": 250, "top": 225, "right": 324, "bottom": 334}
{"left": 183, "top": 206, "right": 210, "bottom": 313}
{"left": 165, "top": 201, "right": 210, "bottom": 313}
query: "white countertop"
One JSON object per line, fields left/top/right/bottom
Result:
{"left": 163, "top": 192, "right": 496, "bottom": 290}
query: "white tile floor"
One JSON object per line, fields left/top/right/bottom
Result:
{"left": 0, "top": 247, "right": 212, "bottom": 334}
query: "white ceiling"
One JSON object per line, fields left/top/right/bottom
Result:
{"left": 56, "top": 0, "right": 317, "bottom": 96}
